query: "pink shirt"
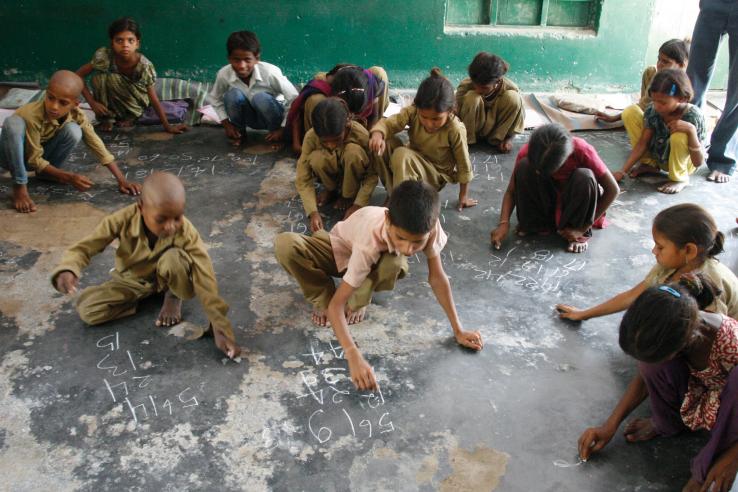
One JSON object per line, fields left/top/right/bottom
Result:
{"left": 516, "top": 137, "right": 609, "bottom": 184}
{"left": 329, "top": 206, "right": 448, "bottom": 288}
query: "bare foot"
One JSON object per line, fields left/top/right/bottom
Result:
{"left": 707, "top": 170, "right": 731, "bottom": 183}
{"left": 334, "top": 196, "right": 352, "bottom": 211}
{"left": 317, "top": 189, "right": 336, "bottom": 207}
{"left": 98, "top": 120, "right": 114, "bottom": 132}
{"left": 312, "top": 310, "right": 328, "bottom": 327}
{"left": 623, "top": 417, "right": 659, "bottom": 442}
{"left": 116, "top": 119, "right": 135, "bottom": 128}
{"left": 498, "top": 137, "right": 514, "bottom": 153}
{"left": 657, "top": 181, "right": 687, "bottom": 194}
{"left": 567, "top": 241, "right": 589, "bottom": 253}
{"left": 346, "top": 306, "right": 366, "bottom": 325}
{"left": 155, "top": 290, "right": 182, "bottom": 327}
{"left": 630, "top": 163, "right": 660, "bottom": 178}
{"left": 12, "top": 184, "right": 37, "bottom": 213}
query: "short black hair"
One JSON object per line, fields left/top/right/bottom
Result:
{"left": 649, "top": 68, "right": 693, "bottom": 101}
{"left": 312, "top": 97, "right": 350, "bottom": 138}
{"left": 468, "top": 52, "right": 509, "bottom": 86}
{"left": 387, "top": 180, "right": 440, "bottom": 235}
{"left": 227, "top": 31, "right": 260, "bottom": 56}
{"left": 659, "top": 38, "right": 690, "bottom": 66}
{"left": 330, "top": 66, "right": 368, "bottom": 114}
{"left": 108, "top": 17, "right": 141, "bottom": 40}
{"left": 413, "top": 68, "right": 455, "bottom": 113}
{"left": 528, "top": 123, "right": 573, "bottom": 175}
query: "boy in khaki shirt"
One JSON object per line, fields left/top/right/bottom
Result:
{"left": 276, "top": 180, "right": 483, "bottom": 391}
{"left": 0, "top": 70, "right": 140, "bottom": 213}
{"left": 51, "top": 172, "right": 240, "bottom": 359}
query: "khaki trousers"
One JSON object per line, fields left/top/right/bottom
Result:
{"left": 305, "top": 143, "right": 372, "bottom": 203}
{"left": 458, "top": 89, "right": 525, "bottom": 145}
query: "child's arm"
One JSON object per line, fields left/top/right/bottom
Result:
{"left": 349, "top": 160, "right": 379, "bottom": 220}
{"left": 146, "top": 86, "right": 187, "bottom": 135}
{"left": 326, "top": 282, "right": 378, "bottom": 391}
{"left": 491, "top": 172, "right": 516, "bottom": 250}
{"left": 556, "top": 280, "right": 647, "bottom": 321}
{"left": 450, "top": 124, "right": 477, "bottom": 212}
{"left": 78, "top": 117, "right": 141, "bottom": 195}
{"left": 667, "top": 120, "right": 704, "bottom": 168}
{"left": 290, "top": 116, "right": 303, "bottom": 155}
{"left": 367, "top": 98, "right": 381, "bottom": 130}
{"left": 295, "top": 134, "right": 323, "bottom": 232}
{"left": 427, "top": 255, "right": 483, "bottom": 350}
{"left": 617, "top": 128, "right": 653, "bottom": 180}
{"left": 578, "top": 373, "right": 648, "bottom": 461}
{"left": 75, "top": 63, "right": 110, "bottom": 117}
{"left": 264, "top": 70, "right": 299, "bottom": 142}
{"left": 369, "top": 107, "right": 412, "bottom": 156}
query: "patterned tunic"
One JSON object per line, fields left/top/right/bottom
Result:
{"left": 643, "top": 103, "right": 706, "bottom": 165}
{"left": 89, "top": 47, "right": 157, "bottom": 120}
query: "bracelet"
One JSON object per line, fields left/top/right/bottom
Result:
{"left": 499, "top": 220, "right": 509, "bottom": 225}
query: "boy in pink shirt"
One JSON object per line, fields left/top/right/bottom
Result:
{"left": 275, "top": 180, "right": 483, "bottom": 390}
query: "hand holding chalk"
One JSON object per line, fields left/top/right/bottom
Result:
{"left": 368, "top": 132, "right": 386, "bottom": 157}
{"left": 55, "top": 271, "right": 79, "bottom": 295}
{"left": 490, "top": 223, "right": 509, "bottom": 251}
{"left": 577, "top": 425, "right": 615, "bottom": 461}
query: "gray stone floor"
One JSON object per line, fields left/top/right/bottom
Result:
{"left": 1, "top": 125, "right": 737, "bottom": 491}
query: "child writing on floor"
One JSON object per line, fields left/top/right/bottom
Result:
{"left": 51, "top": 172, "right": 240, "bottom": 360}
{"left": 286, "top": 64, "right": 389, "bottom": 155}
{"left": 557, "top": 203, "right": 738, "bottom": 320}
{"left": 369, "top": 68, "right": 477, "bottom": 212}
{"left": 275, "top": 180, "right": 483, "bottom": 391}
{"left": 209, "top": 30, "right": 298, "bottom": 147}
{"left": 578, "top": 275, "right": 738, "bottom": 492}
{"left": 295, "top": 98, "right": 377, "bottom": 232}
{"left": 455, "top": 51, "right": 525, "bottom": 153}
{"left": 615, "top": 68, "right": 706, "bottom": 194}
{"left": 490, "top": 123, "right": 619, "bottom": 253}
{"left": 76, "top": 17, "right": 187, "bottom": 134}
{"left": 0, "top": 70, "right": 140, "bottom": 213}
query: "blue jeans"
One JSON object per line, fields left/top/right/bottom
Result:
{"left": 688, "top": 0, "right": 738, "bottom": 174}
{"left": 223, "top": 88, "right": 284, "bottom": 132}
{"left": 0, "top": 115, "right": 82, "bottom": 185}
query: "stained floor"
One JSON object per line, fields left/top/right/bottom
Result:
{"left": 1, "top": 125, "right": 737, "bottom": 491}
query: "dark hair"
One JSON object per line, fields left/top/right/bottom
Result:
{"left": 108, "top": 17, "right": 141, "bottom": 40}
{"left": 413, "top": 68, "right": 455, "bottom": 113}
{"left": 312, "top": 98, "right": 350, "bottom": 138}
{"left": 226, "top": 31, "right": 261, "bottom": 56}
{"left": 649, "top": 68, "right": 693, "bottom": 101}
{"left": 329, "top": 66, "right": 368, "bottom": 114}
{"left": 659, "top": 38, "right": 690, "bottom": 66}
{"left": 388, "top": 180, "right": 440, "bottom": 235}
{"left": 527, "top": 123, "right": 573, "bottom": 174}
{"left": 653, "top": 203, "right": 724, "bottom": 259}
{"left": 619, "top": 273, "right": 718, "bottom": 363}
{"left": 468, "top": 52, "right": 509, "bottom": 86}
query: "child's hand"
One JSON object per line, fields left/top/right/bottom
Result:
{"left": 213, "top": 326, "right": 242, "bottom": 360}
{"left": 55, "top": 271, "right": 79, "bottom": 294}
{"left": 667, "top": 120, "right": 694, "bottom": 135}
{"left": 595, "top": 111, "right": 619, "bottom": 123}
{"left": 699, "top": 442, "right": 738, "bottom": 492}
{"left": 555, "top": 304, "right": 588, "bottom": 321}
{"left": 455, "top": 330, "right": 483, "bottom": 351}
{"left": 345, "top": 346, "right": 378, "bottom": 391}
{"left": 265, "top": 128, "right": 284, "bottom": 142}
{"left": 90, "top": 101, "right": 110, "bottom": 117}
{"left": 164, "top": 123, "right": 188, "bottom": 135}
{"left": 490, "top": 223, "right": 509, "bottom": 250}
{"left": 67, "top": 173, "right": 94, "bottom": 191}
{"left": 223, "top": 121, "right": 242, "bottom": 141}
{"left": 118, "top": 179, "right": 141, "bottom": 196}
{"left": 577, "top": 424, "right": 616, "bottom": 461}
{"left": 457, "top": 196, "right": 479, "bottom": 212}
{"left": 369, "top": 132, "right": 386, "bottom": 156}
{"left": 292, "top": 142, "right": 302, "bottom": 156}
{"left": 613, "top": 170, "right": 626, "bottom": 182}
{"left": 309, "top": 212, "right": 324, "bottom": 233}
{"left": 558, "top": 227, "right": 587, "bottom": 242}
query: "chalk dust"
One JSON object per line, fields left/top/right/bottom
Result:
{"left": 209, "top": 211, "right": 244, "bottom": 237}
{"left": 282, "top": 360, "right": 304, "bottom": 369}
{"left": 253, "top": 158, "right": 296, "bottom": 209}
{"left": 135, "top": 132, "right": 174, "bottom": 142}
{"left": 167, "top": 321, "right": 207, "bottom": 340}
{"left": 440, "top": 445, "right": 509, "bottom": 491}
{"left": 119, "top": 423, "right": 199, "bottom": 474}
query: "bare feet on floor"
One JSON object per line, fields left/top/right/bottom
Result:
{"left": 312, "top": 310, "right": 328, "bottom": 327}
{"left": 155, "top": 290, "right": 182, "bottom": 327}
{"left": 334, "top": 196, "right": 352, "bottom": 211}
{"left": 498, "top": 137, "right": 514, "bottom": 153}
{"left": 98, "top": 120, "right": 114, "bottom": 132}
{"left": 345, "top": 306, "right": 366, "bottom": 325}
{"left": 707, "top": 170, "right": 731, "bottom": 183}
{"left": 567, "top": 241, "right": 589, "bottom": 253}
{"left": 117, "top": 119, "right": 135, "bottom": 128}
{"left": 657, "top": 181, "right": 687, "bottom": 194}
{"left": 623, "top": 417, "right": 659, "bottom": 443}
{"left": 317, "top": 189, "right": 336, "bottom": 207}
{"left": 12, "top": 185, "right": 37, "bottom": 213}
{"left": 629, "top": 163, "right": 659, "bottom": 178}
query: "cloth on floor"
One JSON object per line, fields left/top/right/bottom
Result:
{"left": 523, "top": 93, "right": 626, "bottom": 131}
{"left": 0, "top": 88, "right": 44, "bottom": 109}
{"left": 153, "top": 78, "right": 214, "bottom": 126}
{"left": 138, "top": 100, "right": 189, "bottom": 125}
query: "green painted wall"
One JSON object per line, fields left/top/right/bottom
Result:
{"left": 0, "top": 0, "right": 691, "bottom": 93}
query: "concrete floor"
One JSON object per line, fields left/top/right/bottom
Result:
{"left": 1, "top": 125, "right": 737, "bottom": 491}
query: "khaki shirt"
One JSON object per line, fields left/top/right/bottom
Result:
{"left": 371, "top": 105, "right": 472, "bottom": 184}
{"left": 14, "top": 99, "right": 115, "bottom": 173}
{"left": 455, "top": 76, "right": 520, "bottom": 111}
{"left": 638, "top": 66, "right": 658, "bottom": 111}
{"left": 51, "top": 204, "right": 235, "bottom": 340}
{"left": 296, "top": 121, "right": 374, "bottom": 215}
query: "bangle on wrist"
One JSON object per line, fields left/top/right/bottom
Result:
{"left": 499, "top": 219, "right": 509, "bottom": 225}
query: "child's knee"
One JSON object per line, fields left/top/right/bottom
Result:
{"left": 274, "top": 232, "right": 300, "bottom": 263}
{"left": 390, "top": 147, "right": 413, "bottom": 172}
{"left": 499, "top": 90, "right": 524, "bottom": 111}
{"left": 570, "top": 167, "right": 596, "bottom": 184}
{"left": 251, "top": 92, "right": 278, "bottom": 111}
{"left": 59, "top": 123, "right": 83, "bottom": 143}
{"left": 2, "top": 115, "right": 26, "bottom": 139}
{"left": 669, "top": 132, "right": 690, "bottom": 149}
{"left": 157, "top": 248, "right": 192, "bottom": 280}
{"left": 622, "top": 104, "right": 643, "bottom": 123}
{"left": 76, "top": 290, "right": 110, "bottom": 326}
{"left": 343, "top": 143, "right": 369, "bottom": 167}
{"left": 224, "top": 87, "right": 247, "bottom": 106}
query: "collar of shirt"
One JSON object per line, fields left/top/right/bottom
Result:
{"left": 226, "top": 63, "right": 264, "bottom": 89}
{"left": 43, "top": 107, "right": 74, "bottom": 129}
{"left": 380, "top": 218, "right": 400, "bottom": 256}
{"left": 128, "top": 205, "right": 178, "bottom": 255}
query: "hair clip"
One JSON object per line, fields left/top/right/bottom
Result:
{"left": 659, "top": 285, "right": 681, "bottom": 298}
{"left": 669, "top": 83, "right": 677, "bottom": 96}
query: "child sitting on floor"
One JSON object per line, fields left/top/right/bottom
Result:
{"left": 275, "top": 180, "right": 483, "bottom": 391}
{"left": 578, "top": 274, "right": 738, "bottom": 492}
{"left": 209, "top": 30, "right": 298, "bottom": 147}
{"left": 76, "top": 17, "right": 187, "bottom": 134}
{"left": 455, "top": 51, "right": 525, "bottom": 153}
{"left": 615, "top": 68, "right": 706, "bottom": 194}
{"left": 286, "top": 64, "right": 389, "bottom": 155}
{"left": 295, "top": 97, "right": 377, "bottom": 232}
{"left": 51, "top": 172, "right": 240, "bottom": 360}
{"left": 557, "top": 203, "right": 738, "bottom": 320}
{"left": 0, "top": 70, "right": 140, "bottom": 213}
{"left": 490, "top": 123, "right": 619, "bottom": 253}
{"left": 369, "top": 68, "right": 477, "bottom": 212}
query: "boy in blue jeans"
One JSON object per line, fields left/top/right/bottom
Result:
{"left": 0, "top": 70, "right": 140, "bottom": 213}
{"left": 209, "top": 30, "right": 298, "bottom": 147}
